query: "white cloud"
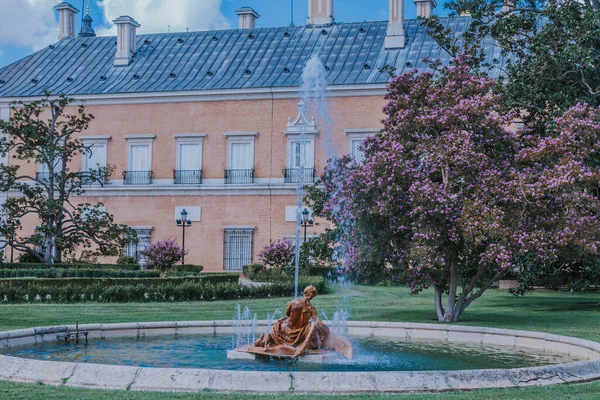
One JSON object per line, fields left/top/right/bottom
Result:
{"left": 95, "top": 0, "right": 231, "bottom": 36}
{"left": 0, "top": 0, "right": 58, "bottom": 50}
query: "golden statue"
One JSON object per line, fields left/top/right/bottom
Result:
{"left": 246, "top": 285, "right": 353, "bottom": 359}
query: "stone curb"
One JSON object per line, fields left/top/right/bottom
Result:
{"left": 0, "top": 321, "right": 599, "bottom": 393}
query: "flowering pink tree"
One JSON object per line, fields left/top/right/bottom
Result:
{"left": 141, "top": 238, "right": 188, "bottom": 276}
{"left": 319, "top": 56, "right": 600, "bottom": 322}
{"left": 258, "top": 239, "right": 295, "bottom": 269}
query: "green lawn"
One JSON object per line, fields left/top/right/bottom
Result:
{"left": 0, "top": 285, "right": 599, "bottom": 399}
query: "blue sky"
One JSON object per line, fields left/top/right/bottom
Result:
{"left": 0, "top": 0, "right": 439, "bottom": 68}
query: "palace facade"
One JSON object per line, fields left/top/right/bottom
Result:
{"left": 0, "top": 0, "right": 502, "bottom": 271}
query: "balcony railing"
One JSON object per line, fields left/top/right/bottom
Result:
{"left": 80, "top": 171, "right": 109, "bottom": 185}
{"left": 173, "top": 169, "right": 203, "bottom": 185}
{"left": 123, "top": 170, "right": 152, "bottom": 185}
{"left": 225, "top": 169, "right": 254, "bottom": 184}
{"left": 283, "top": 168, "right": 316, "bottom": 184}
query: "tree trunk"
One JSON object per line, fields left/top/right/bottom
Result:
{"left": 442, "top": 262, "right": 458, "bottom": 322}
{"left": 43, "top": 233, "right": 53, "bottom": 264}
{"left": 445, "top": 304, "right": 465, "bottom": 322}
{"left": 435, "top": 262, "right": 467, "bottom": 322}
{"left": 433, "top": 285, "right": 445, "bottom": 321}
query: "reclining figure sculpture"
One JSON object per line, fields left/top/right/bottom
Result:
{"left": 247, "top": 285, "right": 353, "bottom": 359}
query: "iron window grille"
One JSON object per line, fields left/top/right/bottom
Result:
{"left": 224, "top": 229, "right": 253, "bottom": 271}
{"left": 224, "top": 169, "right": 254, "bottom": 184}
{"left": 124, "top": 241, "right": 141, "bottom": 262}
{"left": 173, "top": 169, "right": 203, "bottom": 184}
{"left": 124, "top": 228, "right": 153, "bottom": 263}
{"left": 123, "top": 170, "right": 152, "bottom": 185}
{"left": 283, "top": 168, "right": 316, "bottom": 184}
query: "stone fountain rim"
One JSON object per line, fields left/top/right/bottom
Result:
{"left": 0, "top": 320, "right": 599, "bottom": 394}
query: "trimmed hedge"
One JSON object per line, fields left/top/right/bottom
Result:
{"left": 0, "top": 269, "right": 160, "bottom": 279}
{"left": 0, "top": 276, "right": 326, "bottom": 303}
{"left": 0, "top": 263, "right": 140, "bottom": 271}
{"left": 0, "top": 274, "right": 238, "bottom": 289}
{"left": 243, "top": 264, "right": 333, "bottom": 284}
{"left": 0, "top": 263, "right": 204, "bottom": 273}
{"left": 0, "top": 269, "right": 206, "bottom": 279}
{"left": 171, "top": 264, "right": 204, "bottom": 273}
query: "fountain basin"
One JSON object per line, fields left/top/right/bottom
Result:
{"left": 1, "top": 321, "right": 600, "bottom": 393}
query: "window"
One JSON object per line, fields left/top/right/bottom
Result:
{"left": 284, "top": 109, "right": 318, "bottom": 183}
{"left": 37, "top": 156, "right": 62, "bottom": 182}
{"left": 225, "top": 132, "right": 257, "bottom": 184}
{"left": 230, "top": 142, "right": 253, "bottom": 169}
{"left": 285, "top": 138, "right": 315, "bottom": 183}
{"left": 125, "top": 135, "right": 154, "bottom": 185}
{"left": 174, "top": 134, "right": 204, "bottom": 184}
{"left": 125, "top": 226, "right": 153, "bottom": 262}
{"left": 84, "top": 143, "right": 107, "bottom": 170}
{"left": 289, "top": 140, "right": 309, "bottom": 168}
{"left": 224, "top": 227, "right": 254, "bottom": 270}
{"left": 346, "top": 129, "right": 379, "bottom": 164}
{"left": 350, "top": 139, "right": 365, "bottom": 163}
{"left": 37, "top": 162, "right": 50, "bottom": 181}
{"left": 81, "top": 136, "right": 110, "bottom": 185}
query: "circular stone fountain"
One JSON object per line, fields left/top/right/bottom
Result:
{"left": 1, "top": 321, "right": 600, "bottom": 393}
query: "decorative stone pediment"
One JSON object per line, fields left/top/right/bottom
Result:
{"left": 284, "top": 102, "right": 318, "bottom": 135}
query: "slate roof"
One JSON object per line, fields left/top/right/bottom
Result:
{"left": 0, "top": 16, "right": 504, "bottom": 98}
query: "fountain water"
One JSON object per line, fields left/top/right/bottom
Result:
{"left": 288, "top": 53, "right": 356, "bottom": 334}
{"left": 232, "top": 304, "right": 257, "bottom": 349}
{"left": 293, "top": 54, "right": 336, "bottom": 298}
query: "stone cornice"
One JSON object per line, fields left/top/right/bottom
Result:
{"left": 0, "top": 84, "right": 387, "bottom": 107}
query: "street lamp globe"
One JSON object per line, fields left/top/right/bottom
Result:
{"left": 180, "top": 209, "right": 188, "bottom": 223}
{"left": 301, "top": 208, "right": 309, "bottom": 223}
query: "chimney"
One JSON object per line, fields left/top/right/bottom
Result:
{"left": 113, "top": 16, "right": 141, "bottom": 67}
{"left": 307, "top": 0, "right": 334, "bottom": 26}
{"left": 54, "top": 2, "right": 79, "bottom": 40}
{"left": 415, "top": 0, "right": 436, "bottom": 18}
{"left": 385, "top": 0, "right": 405, "bottom": 49}
{"left": 236, "top": 7, "right": 260, "bottom": 29}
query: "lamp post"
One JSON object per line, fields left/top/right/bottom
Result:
{"left": 301, "top": 208, "right": 314, "bottom": 244}
{"left": 176, "top": 209, "right": 192, "bottom": 265}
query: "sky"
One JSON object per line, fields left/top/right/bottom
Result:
{"left": 0, "top": 0, "right": 441, "bottom": 68}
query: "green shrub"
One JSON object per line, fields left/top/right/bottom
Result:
{"left": 242, "top": 263, "right": 265, "bottom": 280}
{"left": 308, "top": 266, "right": 333, "bottom": 278}
{"left": 199, "top": 273, "right": 239, "bottom": 285}
{"left": 0, "top": 274, "right": 237, "bottom": 290}
{"left": 117, "top": 255, "right": 139, "bottom": 266}
{"left": 0, "top": 275, "right": 326, "bottom": 303}
{"left": 0, "top": 263, "right": 142, "bottom": 271}
{"left": 0, "top": 269, "right": 161, "bottom": 279}
{"left": 172, "top": 264, "right": 204, "bottom": 273}
{"left": 18, "top": 253, "right": 41, "bottom": 263}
